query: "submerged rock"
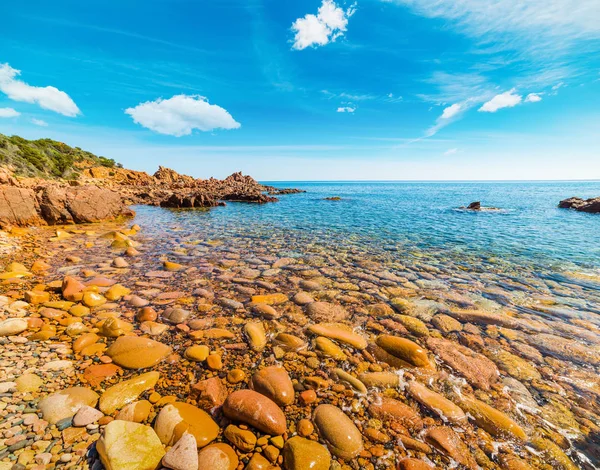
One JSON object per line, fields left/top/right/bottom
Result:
{"left": 313, "top": 404, "right": 363, "bottom": 460}
{"left": 223, "top": 389, "right": 286, "bottom": 435}
{"left": 106, "top": 336, "right": 172, "bottom": 369}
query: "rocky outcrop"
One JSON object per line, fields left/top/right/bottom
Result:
{"left": 0, "top": 184, "right": 134, "bottom": 229}
{"left": 458, "top": 201, "right": 502, "bottom": 212}
{"left": 559, "top": 197, "right": 600, "bottom": 213}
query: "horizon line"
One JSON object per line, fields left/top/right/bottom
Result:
{"left": 259, "top": 179, "right": 600, "bottom": 183}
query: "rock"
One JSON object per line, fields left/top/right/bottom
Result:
{"left": 314, "top": 336, "right": 346, "bottom": 360}
{"left": 530, "top": 436, "right": 578, "bottom": 470}
{"left": 305, "top": 302, "right": 348, "bottom": 322}
{"left": 116, "top": 400, "right": 152, "bottom": 423}
{"left": 24, "top": 290, "right": 50, "bottom": 304}
{"left": 313, "top": 404, "right": 363, "bottom": 460}
{"left": 163, "top": 307, "right": 191, "bottom": 324}
{"left": 0, "top": 187, "right": 43, "bottom": 228}
{"left": 376, "top": 335, "right": 431, "bottom": 367}
{"left": 98, "top": 317, "right": 134, "bottom": 337}
{"left": 106, "top": 336, "right": 172, "bottom": 369}
{"left": 334, "top": 368, "right": 367, "bottom": 394}
{"left": 252, "top": 303, "right": 280, "bottom": 319}
{"left": 460, "top": 395, "right": 526, "bottom": 441}
{"left": 223, "top": 389, "right": 287, "bottom": 435}
{"left": 99, "top": 372, "right": 159, "bottom": 414}
{"left": 15, "top": 373, "right": 43, "bottom": 392}
{"left": 282, "top": 436, "right": 331, "bottom": 470}
{"left": 191, "top": 377, "right": 228, "bottom": 409}
{"left": 488, "top": 347, "right": 541, "bottom": 381}
{"left": 424, "top": 426, "right": 477, "bottom": 470}
{"left": 39, "top": 387, "right": 99, "bottom": 424}
{"left": 368, "top": 397, "right": 423, "bottom": 431}
{"left": 397, "top": 459, "right": 435, "bottom": 470}
{"left": 197, "top": 443, "right": 239, "bottom": 470}
{"left": 162, "top": 432, "right": 198, "bottom": 470}
{"left": 526, "top": 333, "right": 600, "bottom": 366}
{"left": 224, "top": 424, "right": 256, "bottom": 452}
{"left": 307, "top": 323, "right": 367, "bottom": 349}
{"left": 62, "top": 276, "right": 86, "bottom": 301}
{"left": 82, "top": 291, "right": 107, "bottom": 307}
{"left": 97, "top": 420, "right": 165, "bottom": 470}
{"left": 246, "top": 452, "right": 278, "bottom": 470}
{"left": 558, "top": 196, "right": 600, "bottom": 213}
{"left": 426, "top": 337, "right": 498, "bottom": 389}
{"left": 185, "top": 345, "right": 210, "bottom": 362}
{"left": 245, "top": 321, "right": 267, "bottom": 351}
{"left": 406, "top": 381, "right": 466, "bottom": 424}
{"left": 251, "top": 293, "right": 288, "bottom": 305}
{"left": 0, "top": 318, "right": 28, "bottom": 336}
{"left": 292, "top": 292, "right": 313, "bottom": 305}
{"left": 73, "top": 405, "right": 103, "bottom": 426}
{"left": 358, "top": 372, "right": 401, "bottom": 389}
{"left": 154, "top": 402, "right": 219, "bottom": 448}
{"left": 431, "top": 314, "right": 462, "bottom": 334}
{"left": 105, "top": 284, "right": 131, "bottom": 300}
{"left": 250, "top": 366, "right": 295, "bottom": 406}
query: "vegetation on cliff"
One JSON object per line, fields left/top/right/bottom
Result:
{"left": 0, "top": 133, "right": 120, "bottom": 179}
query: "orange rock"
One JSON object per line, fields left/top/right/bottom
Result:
{"left": 83, "top": 364, "right": 121, "bottom": 387}
{"left": 62, "top": 276, "right": 86, "bottom": 301}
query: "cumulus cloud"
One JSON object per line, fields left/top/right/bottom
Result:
{"left": 0, "top": 107, "right": 20, "bottom": 118}
{"left": 425, "top": 102, "right": 468, "bottom": 136}
{"left": 525, "top": 92, "right": 542, "bottom": 102}
{"left": 292, "top": 0, "right": 356, "bottom": 50}
{"left": 337, "top": 106, "right": 356, "bottom": 113}
{"left": 0, "top": 64, "right": 80, "bottom": 117}
{"left": 441, "top": 103, "right": 462, "bottom": 119}
{"left": 31, "top": 118, "right": 48, "bottom": 127}
{"left": 125, "top": 94, "right": 241, "bottom": 137}
{"left": 479, "top": 89, "right": 522, "bottom": 112}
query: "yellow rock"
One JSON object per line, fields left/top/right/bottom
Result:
{"left": 97, "top": 420, "right": 165, "bottom": 470}
{"left": 69, "top": 304, "right": 90, "bottom": 317}
{"left": 80, "top": 343, "right": 107, "bottom": 357}
{"left": 283, "top": 436, "right": 331, "bottom": 470}
{"left": 307, "top": 323, "right": 367, "bottom": 350}
{"left": 6, "top": 262, "right": 28, "bottom": 272}
{"left": 116, "top": 400, "right": 152, "bottom": 423}
{"left": 407, "top": 381, "right": 466, "bottom": 424}
{"left": 184, "top": 345, "right": 210, "bottom": 362}
{"left": 0, "top": 271, "right": 32, "bottom": 280}
{"left": 154, "top": 402, "right": 219, "bottom": 448}
{"left": 24, "top": 290, "right": 50, "bottom": 304}
{"left": 43, "top": 301, "right": 74, "bottom": 310}
{"left": 163, "top": 261, "right": 184, "bottom": 272}
{"left": 98, "top": 317, "right": 134, "bottom": 337}
{"left": 82, "top": 291, "right": 107, "bottom": 308}
{"left": 39, "top": 387, "right": 99, "bottom": 424}
{"left": 106, "top": 336, "right": 172, "bottom": 369}
{"left": 530, "top": 437, "right": 578, "bottom": 470}
{"left": 251, "top": 293, "right": 288, "bottom": 305}
{"left": 99, "top": 372, "right": 160, "bottom": 414}
{"left": 314, "top": 337, "right": 347, "bottom": 360}
{"left": 376, "top": 335, "right": 431, "bottom": 368}
{"left": 461, "top": 395, "right": 526, "bottom": 441}
{"left": 15, "top": 373, "right": 43, "bottom": 392}
{"left": 245, "top": 322, "right": 267, "bottom": 351}
{"left": 73, "top": 333, "right": 99, "bottom": 354}
{"left": 105, "top": 284, "right": 131, "bottom": 301}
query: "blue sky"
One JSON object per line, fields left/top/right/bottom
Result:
{"left": 0, "top": 0, "right": 599, "bottom": 180}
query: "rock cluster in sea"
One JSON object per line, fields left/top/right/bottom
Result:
{"left": 0, "top": 218, "right": 597, "bottom": 470}
{"left": 559, "top": 197, "right": 600, "bottom": 213}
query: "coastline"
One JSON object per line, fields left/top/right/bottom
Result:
{"left": 0, "top": 200, "right": 598, "bottom": 469}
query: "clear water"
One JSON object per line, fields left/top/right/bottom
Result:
{"left": 134, "top": 181, "right": 600, "bottom": 272}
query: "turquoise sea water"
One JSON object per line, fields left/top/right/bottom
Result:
{"left": 135, "top": 181, "right": 600, "bottom": 272}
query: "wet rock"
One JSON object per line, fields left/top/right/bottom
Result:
{"left": 460, "top": 395, "right": 526, "bottom": 441}
{"left": 358, "top": 372, "right": 401, "bottom": 389}
{"left": 368, "top": 397, "right": 423, "bottom": 431}
{"left": 407, "top": 381, "right": 466, "bottom": 424}
{"left": 162, "top": 432, "right": 198, "bottom": 470}
{"left": 252, "top": 303, "right": 281, "bottom": 319}
{"left": 185, "top": 345, "right": 209, "bottom": 362}
{"left": 106, "top": 336, "right": 172, "bottom": 369}
{"left": 250, "top": 366, "right": 295, "bottom": 406}
{"left": 99, "top": 371, "right": 159, "bottom": 414}
{"left": 39, "top": 387, "right": 99, "bottom": 424}
{"left": 251, "top": 293, "right": 288, "bottom": 305}
{"left": 530, "top": 437, "right": 578, "bottom": 470}
{"left": 313, "top": 404, "right": 363, "bottom": 460}
{"left": 397, "top": 459, "right": 435, "bottom": 470}
{"left": 431, "top": 314, "right": 462, "bottom": 333}
{"left": 305, "top": 302, "right": 349, "bottom": 322}
{"left": 293, "top": 292, "right": 314, "bottom": 305}
{"left": 314, "top": 336, "right": 346, "bottom": 360}
{"left": 116, "top": 400, "right": 152, "bottom": 423}
{"left": 97, "top": 420, "right": 165, "bottom": 470}
{"left": 245, "top": 321, "right": 267, "bottom": 351}
{"left": 282, "top": 436, "right": 331, "bottom": 470}
{"left": 527, "top": 333, "right": 600, "bottom": 366}
{"left": 307, "top": 323, "right": 367, "bottom": 349}
{"left": 426, "top": 337, "right": 498, "bottom": 389}
{"left": 558, "top": 196, "right": 600, "bottom": 213}
{"left": 155, "top": 402, "right": 219, "bottom": 448}
{"left": 197, "top": 443, "right": 239, "bottom": 470}
{"left": 73, "top": 405, "right": 103, "bottom": 427}
{"left": 376, "top": 335, "right": 431, "bottom": 367}
{"left": 424, "top": 426, "right": 477, "bottom": 469}
{"left": 224, "top": 424, "right": 256, "bottom": 452}
{"left": 223, "top": 389, "right": 287, "bottom": 435}
{"left": 162, "top": 307, "right": 191, "bottom": 324}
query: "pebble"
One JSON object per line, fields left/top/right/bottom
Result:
{"left": 250, "top": 366, "right": 295, "bottom": 406}
{"left": 313, "top": 404, "right": 363, "bottom": 459}
{"left": 223, "top": 389, "right": 287, "bottom": 435}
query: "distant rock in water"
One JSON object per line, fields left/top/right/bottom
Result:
{"left": 458, "top": 201, "right": 501, "bottom": 212}
{"left": 324, "top": 197, "right": 341, "bottom": 201}
{"left": 558, "top": 197, "right": 600, "bottom": 213}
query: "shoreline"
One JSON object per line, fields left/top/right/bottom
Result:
{"left": 0, "top": 212, "right": 598, "bottom": 469}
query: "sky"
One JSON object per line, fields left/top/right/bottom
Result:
{"left": 0, "top": 0, "right": 599, "bottom": 181}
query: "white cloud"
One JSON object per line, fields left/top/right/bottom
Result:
{"left": 525, "top": 93, "right": 542, "bottom": 102}
{"left": 292, "top": 0, "right": 356, "bottom": 50}
{"left": 125, "top": 94, "right": 241, "bottom": 137}
{"left": 479, "top": 89, "right": 522, "bottom": 112}
{"left": 441, "top": 103, "right": 462, "bottom": 119}
{"left": 444, "top": 148, "right": 458, "bottom": 155}
{"left": 31, "top": 118, "right": 48, "bottom": 127}
{"left": 0, "top": 107, "right": 20, "bottom": 118}
{"left": 337, "top": 106, "right": 356, "bottom": 113}
{"left": 0, "top": 63, "right": 80, "bottom": 117}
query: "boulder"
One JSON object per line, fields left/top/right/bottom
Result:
{"left": 0, "top": 187, "right": 43, "bottom": 228}
{"left": 559, "top": 197, "right": 600, "bottom": 213}
{"left": 39, "top": 387, "right": 99, "bottom": 424}
{"left": 106, "top": 336, "right": 172, "bottom": 369}
{"left": 154, "top": 402, "right": 219, "bottom": 448}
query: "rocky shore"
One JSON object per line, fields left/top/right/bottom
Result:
{"left": 0, "top": 166, "right": 304, "bottom": 230}
{"left": 0, "top": 214, "right": 598, "bottom": 470}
